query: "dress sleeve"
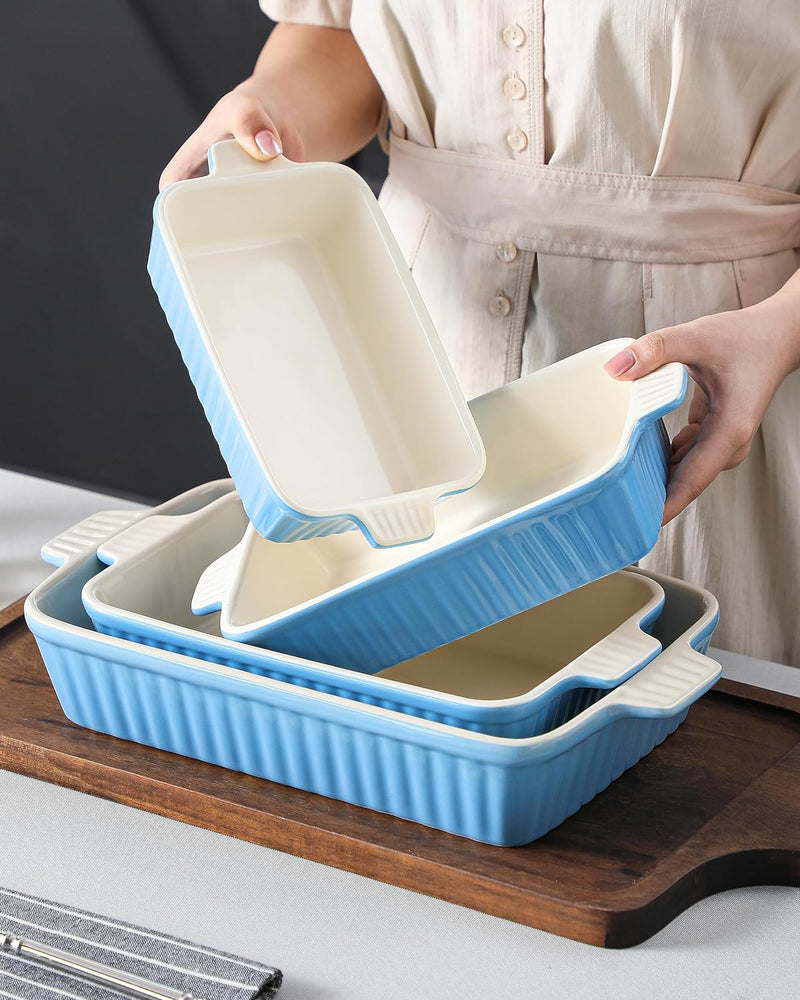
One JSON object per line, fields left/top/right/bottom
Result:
{"left": 259, "top": 1, "right": 351, "bottom": 28}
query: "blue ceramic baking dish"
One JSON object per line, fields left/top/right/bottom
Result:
{"left": 80, "top": 492, "right": 666, "bottom": 739}
{"left": 194, "top": 342, "right": 688, "bottom": 671}
{"left": 25, "top": 484, "right": 720, "bottom": 847}
{"left": 148, "top": 140, "right": 485, "bottom": 549}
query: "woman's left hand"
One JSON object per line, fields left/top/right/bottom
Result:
{"left": 603, "top": 284, "right": 800, "bottom": 524}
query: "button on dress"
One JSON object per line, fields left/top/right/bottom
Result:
{"left": 262, "top": 0, "right": 800, "bottom": 665}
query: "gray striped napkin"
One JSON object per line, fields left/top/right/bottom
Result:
{"left": 0, "top": 886, "right": 281, "bottom": 999}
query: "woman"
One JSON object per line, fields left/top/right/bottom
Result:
{"left": 162, "top": 3, "right": 800, "bottom": 664}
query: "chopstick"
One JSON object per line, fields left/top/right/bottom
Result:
{"left": 1, "top": 930, "right": 204, "bottom": 1000}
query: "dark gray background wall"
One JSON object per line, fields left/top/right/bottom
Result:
{"left": 1, "top": 1, "right": 387, "bottom": 502}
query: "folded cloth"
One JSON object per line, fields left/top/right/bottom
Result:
{"left": 0, "top": 886, "right": 281, "bottom": 999}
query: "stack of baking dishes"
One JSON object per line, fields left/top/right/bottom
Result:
{"left": 24, "top": 143, "right": 721, "bottom": 846}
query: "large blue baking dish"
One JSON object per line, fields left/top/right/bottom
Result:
{"left": 25, "top": 484, "right": 720, "bottom": 847}
{"left": 80, "top": 492, "right": 666, "bottom": 739}
{"left": 194, "top": 343, "right": 687, "bottom": 671}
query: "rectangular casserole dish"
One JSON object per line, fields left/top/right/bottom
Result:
{"left": 25, "top": 484, "right": 720, "bottom": 847}
{"left": 148, "top": 140, "right": 485, "bottom": 548}
{"left": 194, "top": 342, "right": 687, "bottom": 670}
{"left": 81, "top": 492, "right": 665, "bottom": 738}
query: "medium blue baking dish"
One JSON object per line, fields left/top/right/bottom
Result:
{"left": 80, "top": 492, "right": 666, "bottom": 739}
{"left": 194, "top": 344, "right": 688, "bottom": 671}
{"left": 25, "top": 484, "right": 720, "bottom": 847}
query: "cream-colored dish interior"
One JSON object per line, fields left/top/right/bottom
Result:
{"left": 219, "top": 343, "right": 635, "bottom": 628}
{"left": 92, "top": 497, "right": 250, "bottom": 638}
{"left": 378, "top": 573, "right": 657, "bottom": 699}
{"left": 160, "top": 159, "right": 482, "bottom": 518}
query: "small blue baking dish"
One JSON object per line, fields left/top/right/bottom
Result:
{"left": 148, "top": 140, "right": 485, "bottom": 549}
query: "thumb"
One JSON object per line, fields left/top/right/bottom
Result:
{"left": 249, "top": 126, "right": 283, "bottom": 160}
{"left": 159, "top": 100, "right": 284, "bottom": 191}
{"left": 227, "top": 95, "right": 284, "bottom": 161}
{"left": 234, "top": 126, "right": 283, "bottom": 163}
{"left": 603, "top": 327, "right": 693, "bottom": 381}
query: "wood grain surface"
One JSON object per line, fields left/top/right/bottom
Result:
{"left": 1, "top": 599, "right": 798, "bottom": 948}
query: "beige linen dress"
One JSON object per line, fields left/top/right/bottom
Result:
{"left": 262, "top": 0, "right": 800, "bottom": 665}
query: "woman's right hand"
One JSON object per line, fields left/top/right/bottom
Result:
{"left": 159, "top": 80, "right": 297, "bottom": 191}
{"left": 158, "top": 24, "right": 384, "bottom": 192}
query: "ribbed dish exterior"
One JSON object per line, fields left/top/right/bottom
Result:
{"left": 239, "top": 419, "right": 670, "bottom": 671}
{"left": 91, "top": 618, "right": 647, "bottom": 739}
{"left": 32, "top": 627, "right": 688, "bottom": 846}
{"left": 147, "top": 226, "right": 356, "bottom": 544}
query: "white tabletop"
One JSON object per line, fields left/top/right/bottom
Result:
{"left": 0, "top": 467, "right": 797, "bottom": 999}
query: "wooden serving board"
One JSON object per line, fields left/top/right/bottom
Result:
{"left": 1, "top": 598, "right": 799, "bottom": 948}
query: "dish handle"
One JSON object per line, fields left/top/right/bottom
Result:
{"left": 41, "top": 511, "right": 145, "bottom": 569}
{"left": 207, "top": 139, "right": 298, "bottom": 180}
{"left": 40, "top": 480, "right": 235, "bottom": 570}
{"left": 561, "top": 612, "right": 663, "bottom": 687}
{"left": 191, "top": 544, "right": 242, "bottom": 616}
{"left": 628, "top": 361, "right": 688, "bottom": 427}
{"left": 353, "top": 494, "right": 438, "bottom": 548}
{"left": 599, "top": 639, "right": 720, "bottom": 717}
{"left": 94, "top": 514, "right": 195, "bottom": 568}
{"left": 542, "top": 633, "right": 720, "bottom": 759}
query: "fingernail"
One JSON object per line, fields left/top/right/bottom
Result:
{"left": 604, "top": 349, "right": 636, "bottom": 377}
{"left": 255, "top": 129, "right": 282, "bottom": 157}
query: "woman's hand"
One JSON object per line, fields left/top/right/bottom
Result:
{"left": 160, "top": 81, "right": 290, "bottom": 190}
{"left": 604, "top": 282, "right": 800, "bottom": 524}
{"left": 159, "top": 23, "right": 385, "bottom": 191}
